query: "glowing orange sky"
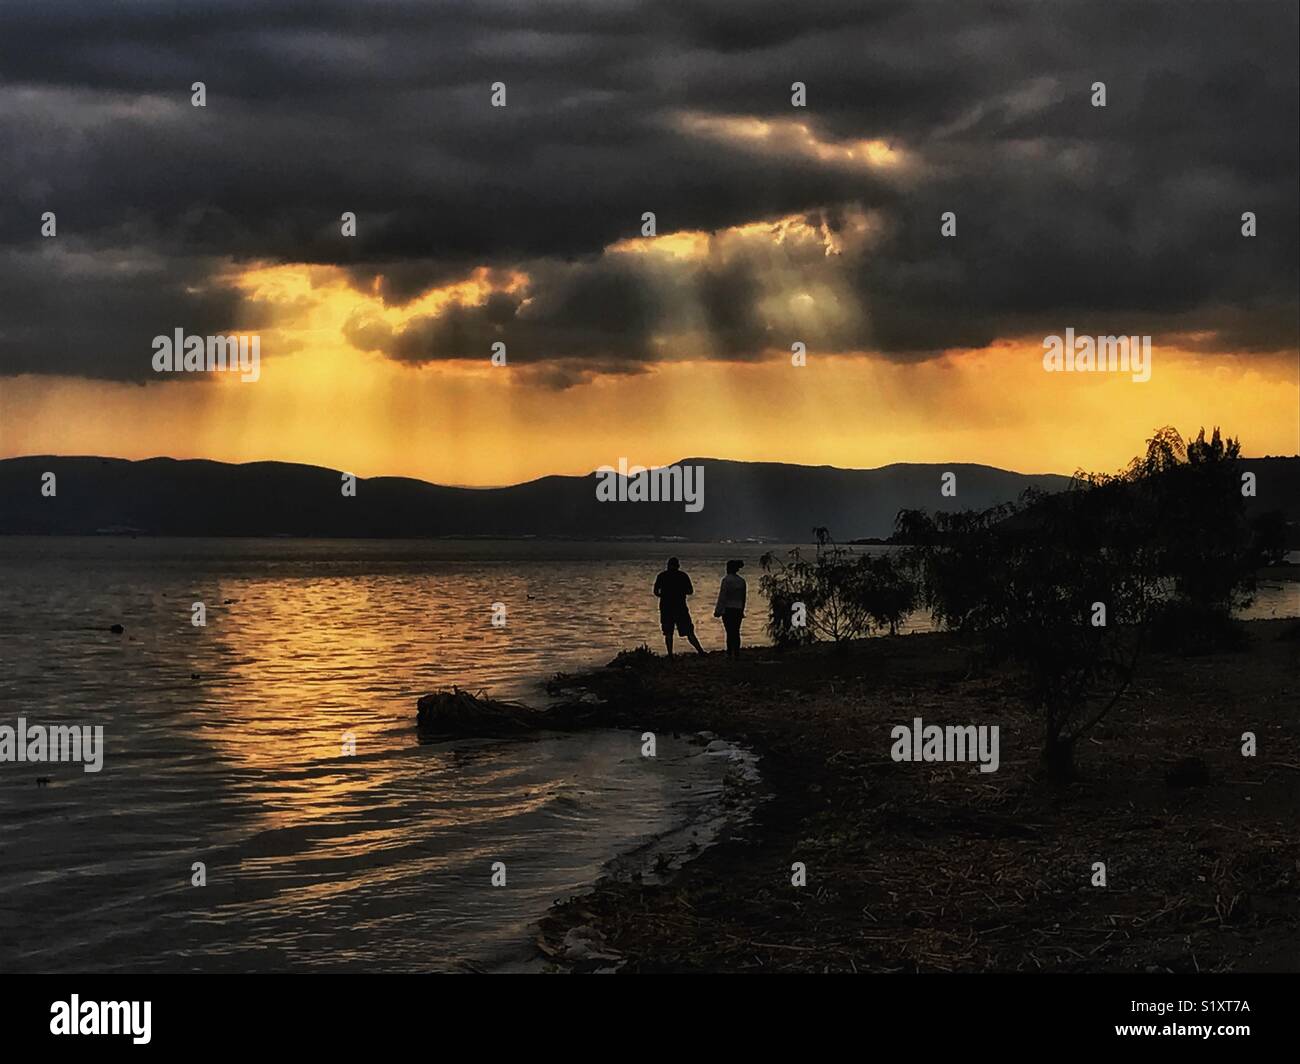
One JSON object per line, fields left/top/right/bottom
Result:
{"left": 3, "top": 344, "right": 1295, "bottom": 487}
{"left": 2, "top": 230, "right": 1297, "bottom": 486}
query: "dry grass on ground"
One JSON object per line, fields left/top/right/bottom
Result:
{"left": 539, "top": 619, "right": 1300, "bottom": 973}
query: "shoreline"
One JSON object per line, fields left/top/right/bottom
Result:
{"left": 437, "top": 725, "right": 759, "bottom": 974}
{"left": 533, "top": 618, "right": 1300, "bottom": 973}
{"left": 524, "top": 730, "right": 762, "bottom": 972}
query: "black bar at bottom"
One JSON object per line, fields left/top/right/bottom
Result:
{"left": 0, "top": 973, "right": 1291, "bottom": 1052}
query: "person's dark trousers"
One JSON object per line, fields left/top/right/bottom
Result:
{"left": 722, "top": 608, "right": 743, "bottom": 657}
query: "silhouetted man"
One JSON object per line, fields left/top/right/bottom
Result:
{"left": 653, "top": 557, "right": 705, "bottom": 657}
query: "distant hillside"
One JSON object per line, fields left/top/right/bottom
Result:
{"left": 1, "top": 454, "right": 1292, "bottom": 542}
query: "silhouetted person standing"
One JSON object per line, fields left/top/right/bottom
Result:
{"left": 714, "top": 559, "right": 746, "bottom": 659}
{"left": 654, "top": 557, "right": 705, "bottom": 656}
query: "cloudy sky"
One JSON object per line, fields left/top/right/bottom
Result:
{"left": 1, "top": 0, "right": 1296, "bottom": 484}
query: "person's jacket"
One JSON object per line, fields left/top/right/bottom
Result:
{"left": 714, "top": 573, "right": 746, "bottom": 615}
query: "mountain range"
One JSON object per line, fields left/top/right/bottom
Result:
{"left": 1, "top": 454, "right": 1295, "bottom": 542}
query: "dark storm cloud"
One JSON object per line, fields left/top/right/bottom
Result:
{"left": 0, "top": 242, "right": 278, "bottom": 381}
{"left": 0, "top": 0, "right": 1295, "bottom": 381}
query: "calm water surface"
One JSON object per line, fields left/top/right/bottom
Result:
{"left": 0, "top": 537, "right": 1293, "bottom": 971}
{"left": 0, "top": 538, "right": 774, "bottom": 972}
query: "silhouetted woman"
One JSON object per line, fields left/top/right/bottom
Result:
{"left": 714, "top": 559, "right": 746, "bottom": 659}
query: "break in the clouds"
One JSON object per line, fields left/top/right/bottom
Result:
{"left": 0, "top": 0, "right": 1296, "bottom": 384}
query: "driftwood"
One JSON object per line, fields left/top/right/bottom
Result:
{"left": 415, "top": 687, "right": 612, "bottom": 739}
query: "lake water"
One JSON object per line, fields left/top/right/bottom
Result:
{"left": 0, "top": 537, "right": 1293, "bottom": 972}
{"left": 0, "top": 538, "right": 774, "bottom": 972}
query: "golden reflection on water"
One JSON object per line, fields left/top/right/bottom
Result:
{"left": 0, "top": 538, "right": 1292, "bottom": 970}
{"left": 0, "top": 539, "right": 756, "bottom": 970}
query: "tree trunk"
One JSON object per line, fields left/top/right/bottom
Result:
{"left": 1042, "top": 733, "right": 1076, "bottom": 784}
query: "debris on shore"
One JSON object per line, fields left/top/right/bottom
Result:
{"left": 415, "top": 686, "right": 615, "bottom": 739}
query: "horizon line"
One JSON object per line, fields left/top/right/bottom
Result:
{"left": 0, "top": 450, "right": 1141, "bottom": 491}
{"left": 4, "top": 450, "right": 1297, "bottom": 492}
